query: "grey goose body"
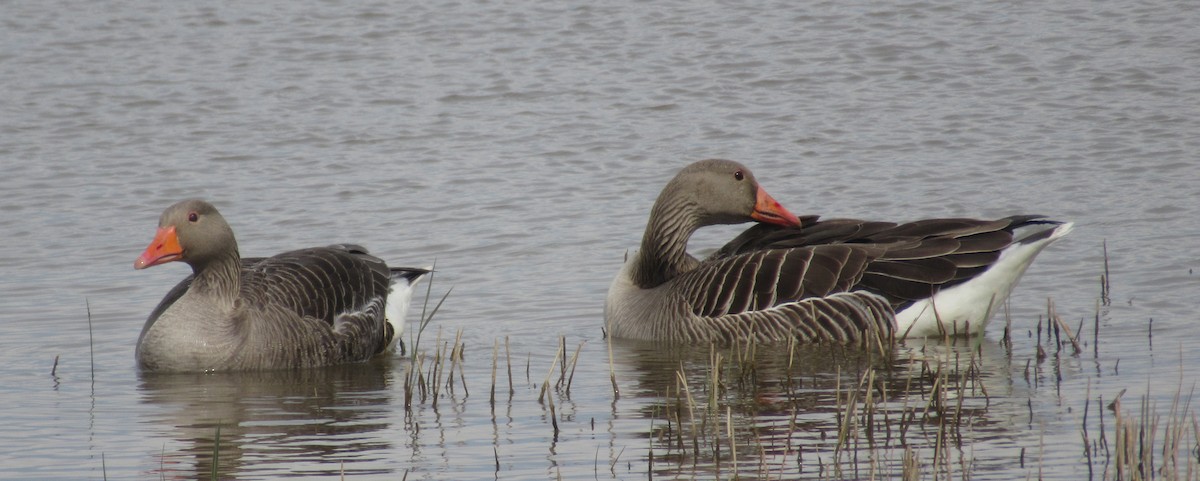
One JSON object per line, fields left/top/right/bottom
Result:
{"left": 605, "top": 159, "right": 1073, "bottom": 343}
{"left": 135, "top": 199, "right": 428, "bottom": 372}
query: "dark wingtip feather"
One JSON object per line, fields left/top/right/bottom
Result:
{"left": 1006, "top": 216, "right": 1069, "bottom": 243}
{"left": 390, "top": 267, "right": 430, "bottom": 283}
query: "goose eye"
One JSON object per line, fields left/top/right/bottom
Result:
{"left": 188, "top": 212, "right": 199, "bottom": 222}
{"left": 734, "top": 170, "right": 744, "bottom": 181}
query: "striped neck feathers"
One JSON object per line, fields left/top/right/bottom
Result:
{"left": 188, "top": 248, "right": 243, "bottom": 303}
{"left": 631, "top": 192, "right": 704, "bottom": 288}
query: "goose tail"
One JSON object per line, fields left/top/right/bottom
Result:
{"left": 384, "top": 266, "right": 432, "bottom": 352}
{"left": 895, "top": 220, "right": 1073, "bottom": 338}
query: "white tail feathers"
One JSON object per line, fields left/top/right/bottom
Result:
{"left": 384, "top": 267, "right": 431, "bottom": 352}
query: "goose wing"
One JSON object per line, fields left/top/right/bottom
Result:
{"left": 670, "top": 244, "right": 895, "bottom": 342}
{"left": 682, "top": 244, "right": 879, "bottom": 316}
{"left": 240, "top": 244, "right": 396, "bottom": 357}
{"left": 710, "top": 215, "right": 1055, "bottom": 309}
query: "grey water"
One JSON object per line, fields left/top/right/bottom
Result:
{"left": 2, "top": 0, "right": 1199, "bottom": 479}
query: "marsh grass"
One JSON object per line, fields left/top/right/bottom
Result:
{"left": 132, "top": 314, "right": 1198, "bottom": 480}
{"left": 622, "top": 316, "right": 1200, "bottom": 481}
{"left": 1095, "top": 381, "right": 1198, "bottom": 481}
{"left": 210, "top": 424, "right": 221, "bottom": 481}
{"left": 402, "top": 269, "right": 453, "bottom": 412}
{"left": 87, "top": 299, "right": 95, "bottom": 387}
{"left": 104, "top": 245, "right": 1200, "bottom": 480}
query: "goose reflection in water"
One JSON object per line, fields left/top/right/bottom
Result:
{"left": 137, "top": 360, "right": 399, "bottom": 479}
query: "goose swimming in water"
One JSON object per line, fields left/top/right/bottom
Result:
{"left": 605, "top": 159, "right": 1073, "bottom": 343}
{"left": 134, "top": 199, "right": 429, "bottom": 372}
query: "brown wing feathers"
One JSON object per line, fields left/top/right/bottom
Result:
{"left": 686, "top": 244, "right": 878, "bottom": 318}
{"left": 706, "top": 215, "right": 1048, "bottom": 312}
{"left": 246, "top": 247, "right": 390, "bottom": 327}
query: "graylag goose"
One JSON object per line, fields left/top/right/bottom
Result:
{"left": 134, "top": 199, "right": 428, "bottom": 372}
{"left": 605, "top": 159, "right": 1073, "bottom": 343}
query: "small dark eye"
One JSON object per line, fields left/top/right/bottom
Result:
{"left": 188, "top": 212, "right": 199, "bottom": 222}
{"left": 734, "top": 170, "right": 744, "bottom": 181}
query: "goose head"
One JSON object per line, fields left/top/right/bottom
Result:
{"left": 664, "top": 159, "right": 801, "bottom": 228}
{"left": 134, "top": 199, "right": 238, "bottom": 271}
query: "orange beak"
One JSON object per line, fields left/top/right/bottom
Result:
{"left": 134, "top": 226, "right": 183, "bottom": 270}
{"left": 750, "top": 187, "right": 802, "bottom": 227}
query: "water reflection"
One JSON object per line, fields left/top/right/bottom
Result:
{"left": 609, "top": 337, "right": 1033, "bottom": 479}
{"left": 137, "top": 360, "right": 400, "bottom": 480}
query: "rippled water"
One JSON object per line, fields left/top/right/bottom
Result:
{"left": 2, "top": 0, "right": 1199, "bottom": 479}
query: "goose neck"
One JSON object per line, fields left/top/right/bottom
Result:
{"left": 632, "top": 196, "right": 702, "bottom": 288}
{"left": 190, "top": 250, "right": 243, "bottom": 302}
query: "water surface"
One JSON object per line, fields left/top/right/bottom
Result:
{"left": 2, "top": 0, "right": 1199, "bottom": 479}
